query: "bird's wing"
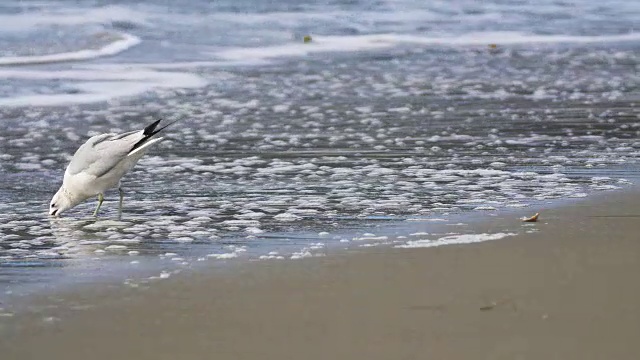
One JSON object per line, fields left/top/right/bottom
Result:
{"left": 66, "top": 130, "right": 144, "bottom": 178}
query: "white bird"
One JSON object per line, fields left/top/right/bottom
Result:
{"left": 49, "top": 119, "right": 172, "bottom": 217}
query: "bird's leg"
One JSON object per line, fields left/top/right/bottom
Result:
{"left": 93, "top": 193, "right": 104, "bottom": 217}
{"left": 118, "top": 187, "right": 124, "bottom": 218}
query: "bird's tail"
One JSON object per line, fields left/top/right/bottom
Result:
{"left": 129, "top": 118, "right": 179, "bottom": 154}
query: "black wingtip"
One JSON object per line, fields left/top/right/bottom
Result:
{"left": 130, "top": 118, "right": 173, "bottom": 153}
{"left": 143, "top": 119, "right": 162, "bottom": 136}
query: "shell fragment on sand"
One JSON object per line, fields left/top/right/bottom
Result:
{"left": 521, "top": 212, "right": 540, "bottom": 222}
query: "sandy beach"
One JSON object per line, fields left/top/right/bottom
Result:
{"left": 1, "top": 188, "right": 639, "bottom": 359}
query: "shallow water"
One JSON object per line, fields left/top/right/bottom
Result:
{"left": 0, "top": 0, "right": 639, "bottom": 298}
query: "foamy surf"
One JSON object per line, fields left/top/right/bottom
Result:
{"left": 0, "top": 32, "right": 141, "bottom": 66}
{"left": 216, "top": 32, "right": 640, "bottom": 62}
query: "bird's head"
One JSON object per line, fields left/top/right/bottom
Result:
{"left": 49, "top": 187, "right": 74, "bottom": 216}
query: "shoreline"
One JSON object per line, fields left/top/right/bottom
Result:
{"left": 1, "top": 178, "right": 624, "bottom": 308}
{"left": 2, "top": 186, "right": 640, "bottom": 359}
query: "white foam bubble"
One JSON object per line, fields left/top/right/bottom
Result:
{"left": 104, "top": 244, "right": 128, "bottom": 251}
{"left": 206, "top": 252, "right": 238, "bottom": 260}
{"left": 397, "top": 233, "right": 517, "bottom": 249}
{"left": 290, "top": 248, "right": 316, "bottom": 260}
{"left": 274, "top": 213, "right": 303, "bottom": 222}
{"left": 222, "top": 220, "right": 261, "bottom": 227}
{"left": 473, "top": 206, "right": 498, "bottom": 211}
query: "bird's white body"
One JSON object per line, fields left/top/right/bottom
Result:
{"left": 50, "top": 119, "right": 169, "bottom": 216}
{"left": 59, "top": 137, "right": 162, "bottom": 204}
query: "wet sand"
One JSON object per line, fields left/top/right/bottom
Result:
{"left": 3, "top": 189, "right": 640, "bottom": 359}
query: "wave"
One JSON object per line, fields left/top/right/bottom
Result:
{"left": 0, "top": 66, "right": 207, "bottom": 107}
{"left": 217, "top": 32, "right": 640, "bottom": 61}
{"left": 1, "top": 29, "right": 637, "bottom": 108}
{"left": 0, "top": 33, "right": 141, "bottom": 66}
{"left": 390, "top": 32, "right": 640, "bottom": 46}
{"left": 0, "top": 5, "right": 150, "bottom": 32}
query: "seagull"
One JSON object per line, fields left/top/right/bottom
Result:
{"left": 49, "top": 119, "right": 172, "bottom": 217}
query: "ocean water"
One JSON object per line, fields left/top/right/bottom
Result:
{"left": 0, "top": 0, "right": 639, "bottom": 298}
